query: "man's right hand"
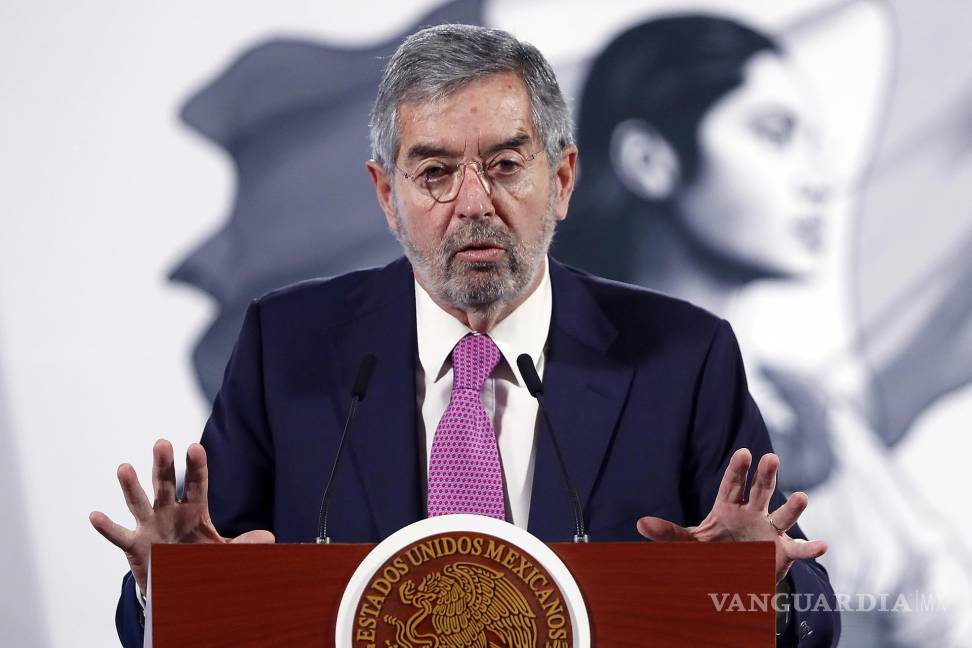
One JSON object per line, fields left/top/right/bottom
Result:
{"left": 89, "top": 439, "right": 274, "bottom": 595}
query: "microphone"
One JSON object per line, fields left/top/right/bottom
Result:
{"left": 316, "top": 353, "right": 377, "bottom": 543}
{"left": 516, "top": 354, "right": 589, "bottom": 543}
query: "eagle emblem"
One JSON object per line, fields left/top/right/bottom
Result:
{"left": 383, "top": 562, "right": 540, "bottom": 648}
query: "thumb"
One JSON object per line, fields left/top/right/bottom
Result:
{"left": 785, "top": 538, "right": 827, "bottom": 561}
{"left": 637, "top": 516, "right": 695, "bottom": 542}
{"left": 231, "top": 529, "right": 276, "bottom": 544}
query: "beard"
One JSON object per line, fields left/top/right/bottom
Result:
{"left": 393, "top": 189, "right": 557, "bottom": 313}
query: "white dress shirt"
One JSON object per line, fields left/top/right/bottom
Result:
{"left": 414, "top": 258, "right": 551, "bottom": 529}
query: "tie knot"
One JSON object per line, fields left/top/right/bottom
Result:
{"left": 451, "top": 333, "right": 501, "bottom": 390}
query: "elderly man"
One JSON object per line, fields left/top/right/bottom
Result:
{"left": 91, "top": 25, "right": 839, "bottom": 647}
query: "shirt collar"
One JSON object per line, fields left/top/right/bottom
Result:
{"left": 414, "top": 257, "right": 552, "bottom": 387}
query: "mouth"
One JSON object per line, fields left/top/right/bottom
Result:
{"left": 453, "top": 241, "right": 507, "bottom": 263}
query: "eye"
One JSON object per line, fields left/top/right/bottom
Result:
{"left": 418, "top": 163, "right": 453, "bottom": 185}
{"left": 751, "top": 113, "right": 796, "bottom": 148}
{"left": 487, "top": 155, "right": 525, "bottom": 176}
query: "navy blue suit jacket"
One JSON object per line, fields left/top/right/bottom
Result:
{"left": 116, "top": 257, "right": 839, "bottom": 646}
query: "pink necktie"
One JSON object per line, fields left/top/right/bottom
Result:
{"left": 427, "top": 333, "right": 506, "bottom": 520}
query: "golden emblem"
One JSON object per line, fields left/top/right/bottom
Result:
{"left": 385, "top": 562, "right": 537, "bottom": 648}
{"left": 353, "top": 532, "right": 573, "bottom": 648}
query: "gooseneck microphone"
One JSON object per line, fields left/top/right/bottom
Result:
{"left": 316, "top": 353, "right": 377, "bottom": 544}
{"left": 516, "top": 354, "right": 589, "bottom": 543}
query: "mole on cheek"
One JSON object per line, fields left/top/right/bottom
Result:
{"left": 470, "top": 106, "right": 479, "bottom": 114}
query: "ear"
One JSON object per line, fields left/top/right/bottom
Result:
{"left": 609, "top": 119, "right": 680, "bottom": 200}
{"left": 366, "top": 159, "right": 398, "bottom": 231}
{"left": 551, "top": 144, "right": 578, "bottom": 221}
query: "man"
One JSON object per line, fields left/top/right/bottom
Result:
{"left": 91, "top": 25, "right": 839, "bottom": 647}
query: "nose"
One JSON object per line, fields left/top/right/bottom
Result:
{"left": 453, "top": 162, "right": 495, "bottom": 219}
{"left": 797, "top": 146, "right": 834, "bottom": 207}
{"left": 800, "top": 176, "right": 831, "bottom": 205}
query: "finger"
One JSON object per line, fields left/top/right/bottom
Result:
{"left": 636, "top": 516, "right": 695, "bottom": 542}
{"left": 182, "top": 443, "right": 209, "bottom": 505}
{"left": 89, "top": 511, "right": 136, "bottom": 552}
{"left": 715, "top": 448, "right": 752, "bottom": 504}
{"left": 769, "top": 491, "right": 809, "bottom": 533}
{"left": 152, "top": 438, "right": 177, "bottom": 506}
{"left": 117, "top": 463, "right": 153, "bottom": 522}
{"left": 784, "top": 537, "right": 827, "bottom": 561}
{"left": 230, "top": 530, "right": 276, "bottom": 544}
{"left": 747, "top": 453, "right": 779, "bottom": 512}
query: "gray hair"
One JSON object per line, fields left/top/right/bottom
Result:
{"left": 369, "top": 24, "right": 574, "bottom": 173}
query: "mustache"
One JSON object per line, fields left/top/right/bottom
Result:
{"left": 441, "top": 221, "right": 515, "bottom": 257}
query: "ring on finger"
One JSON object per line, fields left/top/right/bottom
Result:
{"left": 767, "top": 513, "right": 786, "bottom": 536}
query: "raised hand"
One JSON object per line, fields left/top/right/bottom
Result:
{"left": 636, "top": 448, "right": 826, "bottom": 584}
{"left": 89, "top": 439, "right": 274, "bottom": 594}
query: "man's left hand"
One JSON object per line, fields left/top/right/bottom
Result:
{"left": 637, "top": 448, "right": 827, "bottom": 584}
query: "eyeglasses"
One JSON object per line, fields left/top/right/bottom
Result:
{"left": 396, "top": 149, "right": 543, "bottom": 203}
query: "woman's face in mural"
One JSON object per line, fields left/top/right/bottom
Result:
{"left": 676, "top": 51, "right": 831, "bottom": 279}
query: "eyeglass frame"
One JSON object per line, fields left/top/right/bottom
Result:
{"left": 393, "top": 148, "right": 544, "bottom": 203}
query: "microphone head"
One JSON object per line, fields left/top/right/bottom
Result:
{"left": 516, "top": 353, "right": 544, "bottom": 397}
{"left": 351, "top": 353, "right": 377, "bottom": 400}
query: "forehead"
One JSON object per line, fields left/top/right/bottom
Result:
{"left": 715, "top": 51, "right": 813, "bottom": 119}
{"left": 395, "top": 72, "right": 536, "bottom": 159}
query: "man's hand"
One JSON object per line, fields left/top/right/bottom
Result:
{"left": 637, "top": 448, "right": 826, "bottom": 584}
{"left": 89, "top": 439, "right": 274, "bottom": 594}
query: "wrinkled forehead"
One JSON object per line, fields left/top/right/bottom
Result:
{"left": 393, "top": 72, "right": 537, "bottom": 162}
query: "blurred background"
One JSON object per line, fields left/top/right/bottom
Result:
{"left": 1, "top": 1, "right": 970, "bottom": 645}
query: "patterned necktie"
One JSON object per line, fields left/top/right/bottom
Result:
{"left": 427, "top": 333, "right": 505, "bottom": 520}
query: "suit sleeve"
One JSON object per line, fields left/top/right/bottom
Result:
{"left": 684, "top": 319, "right": 840, "bottom": 648}
{"left": 114, "top": 572, "right": 144, "bottom": 648}
{"left": 113, "top": 300, "right": 276, "bottom": 646}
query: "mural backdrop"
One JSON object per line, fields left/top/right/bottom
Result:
{"left": 2, "top": 1, "right": 969, "bottom": 645}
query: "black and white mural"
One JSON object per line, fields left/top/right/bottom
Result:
{"left": 2, "top": 1, "right": 970, "bottom": 645}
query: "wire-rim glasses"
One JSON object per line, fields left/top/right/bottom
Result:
{"left": 396, "top": 149, "right": 542, "bottom": 203}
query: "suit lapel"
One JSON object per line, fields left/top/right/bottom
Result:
{"left": 324, "top": 258, "right": 633, "bottom": 541}
{"left": 329, "top": 258, "right": 423, "bottom": 539}
{"left": 528, "top": 261, "right": 634, "bottom": 540}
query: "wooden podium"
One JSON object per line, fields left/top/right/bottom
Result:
{"left": 149, "top": 541, "right": 776, "bottom": 646}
